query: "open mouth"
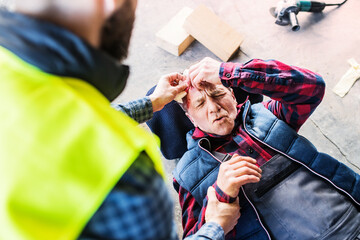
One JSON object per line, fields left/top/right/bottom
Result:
{"left": 214, "top": 116, "right": 226, "bottom": 123}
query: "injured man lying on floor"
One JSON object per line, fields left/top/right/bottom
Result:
{"left": 163, "top": 57, "right": 360, "bottom": 240}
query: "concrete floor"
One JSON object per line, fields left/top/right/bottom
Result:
{"left": 119, "top": 0, "right": 360, "bottom": 170}
{"left": 116, "top": 0, "right": 360, "bottom": 237}
{"left": 2, "top": 0, "right": 359, "bottom": 237}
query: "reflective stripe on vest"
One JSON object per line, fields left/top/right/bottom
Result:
{"left": 0, "top": 46, "right": 165, "bottom": 240}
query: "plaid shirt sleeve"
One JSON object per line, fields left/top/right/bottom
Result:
{"left": 220, "top": 59, "right": 325, "bottom": 131}
{"left": 173, "top": 179, "right": 232, "bottom": 239}
{"left": 111, "top": 97, "right": 153, "bottom": 123}
{"left": 213, "top": 182, "right": 237, "bottom": 203}
{"left": 184, "top": 222, "right": 224, "bottom": 240}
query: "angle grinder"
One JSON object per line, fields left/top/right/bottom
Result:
{"left": 270, "top": 0, "right": 348, "bottom": 31}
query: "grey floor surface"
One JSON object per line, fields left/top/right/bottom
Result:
{"left": 2, "top": 0, "right": 359, "bottom": 238}
{"left": 117, "top": 0, "right": 360, "bottom": 237}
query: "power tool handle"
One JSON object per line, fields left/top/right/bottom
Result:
{"left": 298, "top": 1, "right": 326, "bottom": 12}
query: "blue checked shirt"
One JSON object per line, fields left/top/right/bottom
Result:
{"left": 79, "top": 97, "right": 224, "bottom": 240}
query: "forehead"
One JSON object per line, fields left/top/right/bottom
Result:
{"left": 187, "top": 85, "right": 231, "bottom": 98}
{"left": 186, "top": 85, "right": 231, "bottom": 103}
{"left": 187, "top": 86, "right": 205, "bottom": 101}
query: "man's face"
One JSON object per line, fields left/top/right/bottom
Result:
{"left": 99, "top": 0, "right": 137, "bottom": 61}
{"left": 185, "top": 84, "right": 238, "bottom": 136}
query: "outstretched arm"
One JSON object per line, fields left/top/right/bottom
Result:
{"left": 220, "top": 59, "right": 325, "bottom": 131}
{"left": 112, "top": 72, "right": 188, "bottom": 123}
{"left": 188, "top": 57, "right": 325, "bottom": 131}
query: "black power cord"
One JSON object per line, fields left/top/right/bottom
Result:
{"left": 325, "top": 0, "right": 348, "bottom": 7}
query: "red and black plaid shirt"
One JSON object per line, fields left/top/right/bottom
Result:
{"left": 173, "top": 59, "right": 325, "bottom": 239}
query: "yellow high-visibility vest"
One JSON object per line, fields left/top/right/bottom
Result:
{"left": 0, "top": 46, "right": 164, "bottom": 240}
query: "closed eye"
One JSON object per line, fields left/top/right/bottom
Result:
{"left": 210, "top": 90, "right": 226, "bottom": 98}
{"left": 205, "top": 88, "right": 227, "bottom": 98}
{"left": 195, "top": 100, "right": 205, "bottom": 108}
{"left": 212, "top": 93, "right": 226, "bottom": 98}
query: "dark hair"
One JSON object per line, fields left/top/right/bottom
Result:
{"left": 100, "top": 0, "right": 135, "bottom": 61}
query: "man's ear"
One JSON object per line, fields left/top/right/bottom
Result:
{"left": 229, "top": 88, "right": 237, "bottom": 102}
{"left": 185, "top": 112, "right": 198, "bottom": 127}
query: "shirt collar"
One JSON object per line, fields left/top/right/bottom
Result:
{"left": 0, "top": 10, "right": 128, "bottom": 101}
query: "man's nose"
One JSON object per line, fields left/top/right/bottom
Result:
{"left": 208, "top": 99, "right": 221, "bottom": 113}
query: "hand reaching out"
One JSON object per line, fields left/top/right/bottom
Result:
{"left": 150, "top": 58, "right": 222, "bottom": 112}
{"left": 217, "top": 154, "right": 262, "bottom": 198}
{"left": 205, "top": 186, "right": 241, "bottom": 235}
{"left": 149, "top": 72, "right": 189, "bottom": 112}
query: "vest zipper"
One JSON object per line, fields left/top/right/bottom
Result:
{"left": 197, "top": 139, "right": 222, "bottom": 163}
{"left": 241, "top": 186, "right": 272, "bottom": 240}
{"left": 198, "top": 138, "right": 272, "bottom": 239}
{"left": 242, "top": 104, "right": 360, "bottom": 207}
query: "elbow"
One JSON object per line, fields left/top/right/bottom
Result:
{"left": 316, "top": 75, "right": 326, "bottom": 103}
{"left": 317, "top": 74, "right": 326, "bottom": 88}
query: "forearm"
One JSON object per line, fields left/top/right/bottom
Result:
{"left": 173, "top": 179, "right": 208, "bottom": 237}
{"left": 220, "top": 59, "right": 325, "bottom": 130}
{"left": 173, "top": 180, "right": 234, "bottom": 239}
{"left": 213, "top": 181, "right": 237, "bottom": 203}
{"left": 111, "top": 97, "right": 153, "bottom": 123}
{"left": 184, "top": 222, "right": 224, "bottom": 240}
{"left": 178, "top": 194, "right": 225, "bottom": 240}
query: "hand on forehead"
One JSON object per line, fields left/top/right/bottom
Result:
{"left": 179, "top": 59, "right": 224, "bottom": 107}
{"left": 187, "top": 57, "right": 222, "bottom": 90}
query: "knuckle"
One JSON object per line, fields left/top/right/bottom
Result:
{"left": 242, "top": 175, "right": 251, "bottom": 182}
{"left": 239, "top": 161, "right": 247, "bottom": 168}
{"left": 221, "top": 164, "right": 230, "bottom": 171}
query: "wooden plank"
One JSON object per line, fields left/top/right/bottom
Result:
{"left": 156, "top": 7, "right": 195, "bottom": 56}
{"left": 183, "top": 5, "right": 244, "bottom": 61}
{"left": 333, "top": 58, "right": 360, "bottom": 97}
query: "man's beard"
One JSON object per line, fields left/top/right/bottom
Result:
{"left": 100, "top": 0, "right": 135, "bottom": 61}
